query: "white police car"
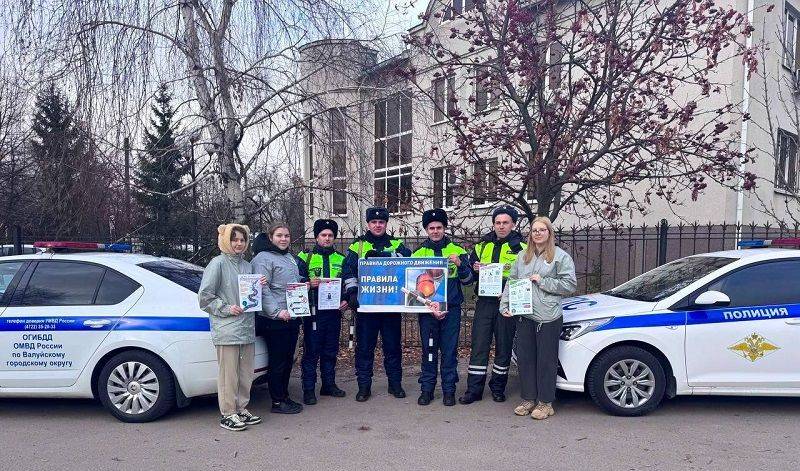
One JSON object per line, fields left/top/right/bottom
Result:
{"left": 0, "top": 242, "right": 267, "bottom": 422}
{"left": 557, "top": 239, "right": 800, "bottom": 416}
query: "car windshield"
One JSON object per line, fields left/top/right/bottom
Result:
{"left": 139, "top": 259, "right": 205, "bottom": 293}
{"left": 604, "top": 256, "right": 735, "bottom": 302}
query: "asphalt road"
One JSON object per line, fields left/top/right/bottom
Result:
{"left": 1, "top": 367, "right": 798, "bottom": 471}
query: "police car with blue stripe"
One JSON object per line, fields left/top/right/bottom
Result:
{"left": 0, "top": 242, "right": 267, "bottom": 422}
{"left": 557, "top": 238, "right": 800, "bottom": 416}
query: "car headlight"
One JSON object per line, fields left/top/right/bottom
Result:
{"left": 560, "top": 317, "right": 613, "bottom": 341}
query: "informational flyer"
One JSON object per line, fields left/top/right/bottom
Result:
{"left": 286, "top": 282, "right": 311, "bottom": 317}
{"left": 237, "top": 274, "right": 263, "bottom": 312}
{"left": 317, "top": 278, "right": 342, "bottom": 310}
{"left": 509, "top": 279, "right": 533, "bottom": 315}
{"left": 478, "top": 263, "right": 504, "bottom": 297}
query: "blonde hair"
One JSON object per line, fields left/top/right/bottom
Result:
{"left": 523, "top": 216, "right": 556, "bottom": 264}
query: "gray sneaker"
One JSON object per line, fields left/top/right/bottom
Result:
{"left": 237, "top": 409, "right": 262, "bottom": 425}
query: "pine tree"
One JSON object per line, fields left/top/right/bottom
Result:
{"left": 29, "top": 85, "right": 86, "bottom": 237}
{"left": 135, "top": 84, "right": 190, "bottom": 254}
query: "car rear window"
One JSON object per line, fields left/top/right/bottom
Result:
{"left": 139, "top": 260, "right": 204, "bottom": 293}
{"left": 604, "top": 256, "right": 735, "bottom": 302}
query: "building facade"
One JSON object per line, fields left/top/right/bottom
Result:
{"left": 299, "top": 0, "right": 800, "bottom": 239}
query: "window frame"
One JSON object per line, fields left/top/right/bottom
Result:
{"left": 374, "top": 91, "right": 413, "bottom": 214}
{"left": 472, "top": 157, "right": 499, "bottom": 207}
{"left": 433, "top": 74, "right": 457, "bottom": 124}
{"left": 329, "top": 108, "right": 349, "bottom": 216}
{"left": 776, "top": 128, "right": 799, "bottom": 193}
{"left": 304, "top": 115, "right": 315, "bottom": 214}
{"left": 783, "top": 5, "right": 800, "bottom": 71}
{"left": 474, "top": 63, "right": 501, "bottom": 113}
{"left": 433, "top": 166, "right": 456, "bottom": 209}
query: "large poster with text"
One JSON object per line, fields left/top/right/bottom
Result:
{"left": 357, "top": 257, "right": 447, "bottom": 313}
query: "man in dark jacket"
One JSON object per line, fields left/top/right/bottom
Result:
{"left": 298, "top": 219, "right": 348, "bottom": 406}
{"left": 459, "top": 205, "right": 527, "bottom": 404}
{"left": 341, "top": 207, "right": 411, "bottom": 402}
{"left": 411, "top": 209, "right": 473, "bottom": 406}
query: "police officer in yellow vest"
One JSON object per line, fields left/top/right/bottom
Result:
{"left": 412, "top": 209, "right": 473, "bottom": 406}
{"left": 298, "top": 219, "right": 348, "bottom": 405}
{"left": 459, "top": 205, "right": 527, "bottom": 404}
{"left": 341, "top": 207, "right": 412, "bottom": 402}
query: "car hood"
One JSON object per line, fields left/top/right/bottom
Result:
{"left": 562, "top": 293, "right": 656, "bottom": 323}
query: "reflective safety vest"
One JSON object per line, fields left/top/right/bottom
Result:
{"left": 298, "top": 250, "right": 345, "bottom": 279}
{"left": 348, "top": 238, "right": 404, "bottom": 259}
{"left": 474, "top": 240, "right": 527, "bottom": 278}
{"left": 412, "top": 242, "right": 468, "bottom": 278}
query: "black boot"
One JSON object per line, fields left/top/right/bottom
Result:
{"left": 388, "top": 383, "right": 406, "bottom": 399}
{"left": 458, "top": 391, "right": 483, "bottom": 405}
{"left": 417, "top": 391, "right": 433, "bottom": 406}
{"left": 303, "top": 389, "right": 317, "bottom": 405}
{"left": 271, "top": 400, "right": 303, "bottom": 414}
{"left": 320, "top": 384, "right": 346, "bottom": 398}
{"left": 491, "top": 391, "right": 507, "bottom": 403}
{"left": 355, "top": 385, "right": 371, "bottom": 402}
{"left": 442, "top": 392, "right": 456, "bottom": 407}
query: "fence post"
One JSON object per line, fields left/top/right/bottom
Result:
{"left": 13, "top": 225, "right": 22, "bottom": 255}
{"left": 658, "top": 219, "right": 668, "bottom": 266}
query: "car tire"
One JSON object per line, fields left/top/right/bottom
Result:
{"left": 586, "top": 345, "right": 666, "bottom": 417}
{"left": 97, "top": 350, "right": 176, "bottom": 423}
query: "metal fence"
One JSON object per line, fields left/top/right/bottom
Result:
{"left": 4, "top": 221, "right": 799, "bottom": 347}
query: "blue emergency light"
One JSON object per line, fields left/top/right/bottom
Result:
{"left": 737, "top": 238, "right": 800, "bottom": 248}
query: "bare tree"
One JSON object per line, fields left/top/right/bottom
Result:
{"left": 5, "top": 0, "right": 397, "bottom": 227}
{"left": 402, "top": 0, "right": 760, "bottom": 225}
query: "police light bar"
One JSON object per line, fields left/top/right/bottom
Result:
{"left": 34, "top": 241, "right": 132, "bottom": 252}
{"left": 737, "top": 238, "right": 800, "bottom": 248}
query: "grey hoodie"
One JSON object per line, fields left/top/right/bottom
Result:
{"left": 198, "top": 253, "right": 256, "bottom": 345}
{"left": 500, "top": 246, "right": 577, "bottom": 323}
{"left": 251, "top": 250, "right": 301, "bottom": 320}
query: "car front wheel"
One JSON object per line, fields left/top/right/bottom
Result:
{"left": 586, "top": 345, "right": 666, "bottom": 416}
{"left": 97, "top": 350, "right": 176, "bottom": 423}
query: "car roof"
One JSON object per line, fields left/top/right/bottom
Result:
{"left": 691, "top": 247, "right": 800, "bottom": 260}
{"left": 1, "top": 251, "right": 181, "bottom": 266}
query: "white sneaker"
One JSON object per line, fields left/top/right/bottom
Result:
{"left": 220, "top": 414, "right": 247, "bottom": 431}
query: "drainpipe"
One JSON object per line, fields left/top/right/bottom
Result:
{"left": 735, "top": 0, "right": 755, "bottom": 247}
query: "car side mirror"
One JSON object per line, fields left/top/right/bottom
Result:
{"left": 694, "top": 290, "right": 730, "bottom": 307}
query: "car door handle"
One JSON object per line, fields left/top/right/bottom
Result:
{"left": 785, "top": 319, "right": 800, "bottom": 326}
{"left": 83, "top": 319, "right": 111, "bottom": 328}
{"left": 665, "top": 325, "right": 679, "bottom": 330}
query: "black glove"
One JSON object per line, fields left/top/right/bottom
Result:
{"left": 348, "top": 292, "right": 360, "bottom": 310}
{"left": 364, "top": 250, "right": 379, "bottom": 259}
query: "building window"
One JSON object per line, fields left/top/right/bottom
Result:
{"left": 433, "top": 75, "right": 456, "bottom": 123}
{"left": 473, "top": 158, "right": 498, "bottom": 205}
{"left": 475, "top": 64, "right": 500, "bottom": 112}
{"left": 304, "top": 116, "right": 314, "bottom": 214}
{"left": 542, "top": 42, "right": 565, "bottom": 90}
{"left": 330, "top": 108, "right": 347, "bottom": 215}
{"left": 785, "top": 7, "right": 800, "bottom": 71}
{"left": 444, "top": 0, "right": 476, "bottom": 20}
{"left": 433, "top": 166, "right": 455, "bottom": 208}
{"left": 777, "top": 129, "right": 798, "bottom": 192}
{"left": 375, "top": 92, "right": 413, "bottom": 213}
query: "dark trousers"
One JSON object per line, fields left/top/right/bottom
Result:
{"left": 264, "top": 324, "right": 300, "bottom": 402}
{"left": 301, "top": 310, "right": 342, "bottom": 391}
{"left": 466, "top": 296, "right": 517, "bottom": 395}
{"left": 355, "top": 312, "right": 402, "bottom": 388}
{"left": 515, "top": 316, "right": 562, "bottom": 403}
{"left": 419, "top": 305, "right": 461, "bottom": 394}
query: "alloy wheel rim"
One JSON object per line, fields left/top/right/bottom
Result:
{"left": 107, "top": 361, "right": 160, "bottom": 414}
{"left": 603, "top": 359, "right": 655, "bottom": 408}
